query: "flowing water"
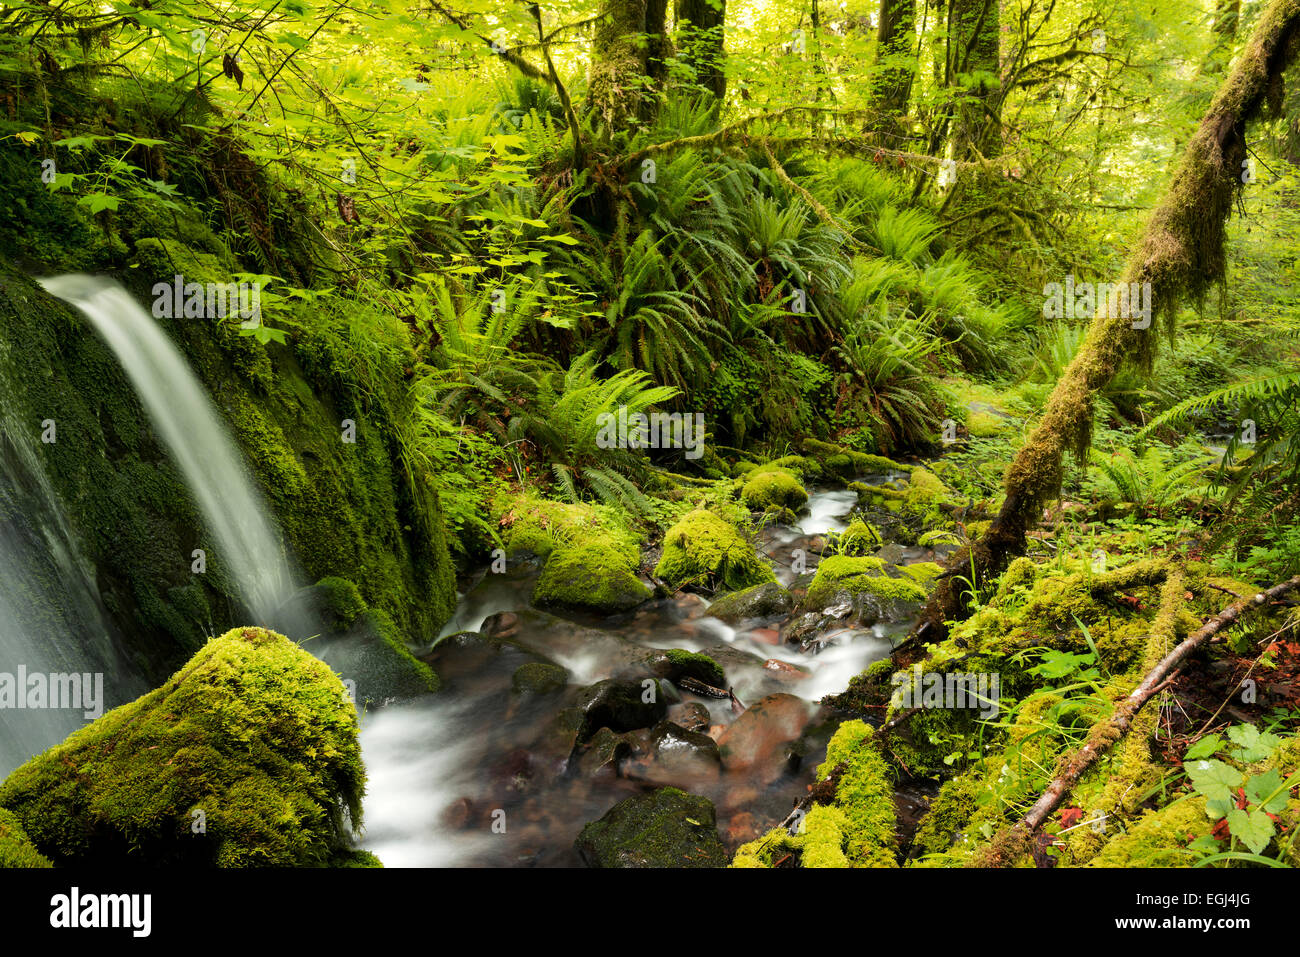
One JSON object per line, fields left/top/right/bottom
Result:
{"left": 357, "top": 487, "right": 926, "bottom": 867}
{"left": 0, "top": 323, "right": 148, "bottom": 776}
{"left": 20, "top": 275, "right": 932, "bottom": 864}
{"left": 40, "top": 275, "right": 298, "bottom": 626}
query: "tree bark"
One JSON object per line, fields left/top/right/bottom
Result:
{"left": 949, "top": 0, "right": 1001, "bottom": 162}
{"left": 866, "top": 0, "right": 917, "bottom": 145}
{"left": 675, "top": 0, "right": 726, "bottom": 100}
{"left": 588, "top": 0, "right": 655, "bottom": 132}
{"left": 917, "top": 0, "right": 1300, "bottom": 642}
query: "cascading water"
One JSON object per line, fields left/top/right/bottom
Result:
{"left": 0, "top": 372, "right": 146, "bottom": 777}
{"left": 41, "top": 275, "right": 298, "bottom": 628}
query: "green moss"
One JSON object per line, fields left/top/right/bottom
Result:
{"left": 1088, "top": 797, "right": 1210, "bottom": 867}
{"left": 664, "top": 649, "right": 726, "bottom": 686}
{"left": 805, "top": 555, "right": 926, "bottom": 607}
{"left": 0, "top": 627, "right": 366, "bottom": 867}
{"left": 835, "top": 518, "right": 883, "bottom": 555}
{"left": 801, "top": 438, "right": 905, "bottom": 478}
{"left": 0, "top": 808, "right": 52, "bottom": 868}
{"left": 911, "top": 776, "right": 981, "bottom": 858}
{"left": 533, "top": 540, "right": 652, "bottom": 613}
{"left": 501, "top": 494, "right": 639, "bottom": 559}
{"left": 732, "top": 719, "right": 896, "bottom": 868}
{"left": 918, "top": 529, "right": 963, "bottom": 548}
{"left": 900, "top": 561, "right": 945, "bottom": 588}
{"left": 741, "top": 468, "right": 808, "bottom": 512}
{"left": 654, "top": 509, "right": 775, "bottom": 592}
{"left": 315, "top": 576, "right": 367, "bottom": 631}
{"left": 512, "top": 662, "right": 570, "bottom": 696}
{"left": 968, "top": 409, "right": 1009, "bottom": 437}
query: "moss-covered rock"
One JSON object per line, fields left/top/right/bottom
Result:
{"left": 741, "top": 468, "right": 808, "bottom": 513}
{"left": 833, "top": 518, "right": 883, "bottom": 556}
{"left": 533, "top": 540, "right": 652, "bottom": 613}
{"left": 0, "top": 808, "right": 52, "bottom": 868}
{"left": 576, "top": 787, "right": 727, "bottom": 868}
{"left": 0, "top": 627, "right": 368, "bottom": 867}
{"left": 706, "top": 581, "right": 794, "bottom": 623}
{"left": 662, "top": 649, "right": 726, "bottom": 687}
{"left": 654, "top": 509, "right": 775, "bottom": 592}
{"left": 805, "top": 556, "right": 927, "bottom": 608}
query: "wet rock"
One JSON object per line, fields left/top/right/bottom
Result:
{"left": 575, "top": 787, "right": 727, "bottom": 868}
{"left": 574, "top": 727, "right": 632, "bottom": 779}
{"left": 705, "top": 581, "right": 794, "bottom": 623}
{"left": 511, "top": 661, "right": 569, "bottom": 696}
{"left": 440, "top": 797, "right": 474, "bottom": 830}
{"left": 762, "top": 658, "right": 811, "bottom": 684}
{"left": 667, "top": 701, "right": 712, "bottom": 733}
{"left": 574, "top": 677, "right": 668, "bottom": 742}
{"left": 874, "top": 542, "right": 909, "bottom": 565}
{"left": 636, "top": 648, "right": 726, "bottom": 687}
{"left": 716, "top": 693, "right": 812, "bottom": 779}
{"left": 629, "top": 719, "right": 722, "bottom": 783}
{"left": 724, "top": 811, "right": 763, "bottom": 846}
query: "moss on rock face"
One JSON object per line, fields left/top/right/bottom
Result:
{"left": 512, "top": 662, "right": 570, "bottom": 696}
{"left": 0, "top": 627, "right": 369, "bottom": 867}
{"left": 741, "top": 468, "right": 808, "bottom": 513}
{"left": 805, "top": 555, "right": 927, "bottom": 607}
{"left": 732, "top": 719, "right": 897, "bottom": 868}
{"left": 0, "top": 808, "right": 51, "bottom": 868}
{"left": 663, "top": 649, "right": 726, "bottom": 687}
{"left": 576, "top": 787, "right": 727, "bottom": 868}
{"left": 654, "top": 509, "right": 775, "bottom": 592}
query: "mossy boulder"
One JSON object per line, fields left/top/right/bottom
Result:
{"left": 0, "top": 808, "right": 51, "bottom": 868}
{"left": 741, "top": 468, "right": 808, "bottom": 513}
{"left": 706, "top": 581, "right": 794, "bottom": 623}
{"left": 533, "top": 540, "right": 652, "bottom": 614}
{"left": 654, "top": 509, "right": 775, "bottom": 592}
{"left": 310, "top": 576, "right": 368, "bottom": 631}
{"left": 0, "top": 627, "right": 371, "bottom": 867}
{"left": 799, "top": 438, "right": 905, "bottom": 480}
{"left": 805, "top": 556, "right": 927, "bottom": 608}
{"left": 660, "top": 649, "right": 726, "bottom": 687}
{"left": 576, "top": 787, "right": 727, "bottom": 868}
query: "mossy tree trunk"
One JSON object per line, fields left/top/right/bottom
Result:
{"left": 866, "top": 0, "right": 917, "bottom": 144}
{"left": 949, "top": 0, "right": 1002, "bottom": 162}
{"left": 675, "top": 0, "right": 726, "bottom": 101}
{"left": 918, "top": 0, "right": 1300, "bottom": 641}
{"left": 588, "top": 0, "right": 664, "bottom": 134}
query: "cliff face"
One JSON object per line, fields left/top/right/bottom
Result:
{"left": 0, "top": 94, "right": 456, "bottom": 681}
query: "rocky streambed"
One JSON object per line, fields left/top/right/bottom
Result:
{"left": 357, "top": 479, "right": 953, "bottom": 867}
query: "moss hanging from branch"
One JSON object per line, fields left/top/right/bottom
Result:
{"left": 917, "top": 0, "right": 1300, "bottom": 642}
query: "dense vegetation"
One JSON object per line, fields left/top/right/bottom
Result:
{"left": 3, "top": 0, "right": 1300, "bottom": 870}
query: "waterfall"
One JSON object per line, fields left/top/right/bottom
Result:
{"left": 0, "top": 390, "right": 146, "bottom": 777}
{"left": 41, "top": 275, "right": 298, "bottom": 628}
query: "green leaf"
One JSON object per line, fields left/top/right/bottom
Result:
{"left": 1184, "top": 734, "right": 1224, "bottom": 761}
{"left": 1244, "top": 769, "right": 1290, "bottom": 814}
{"left": 1225, "top": 807, "right": 1274, "bottom": 855}
{"left": 1227, "top": 723, "right": 1280, "bottom": 762}
{"left": 1184, "top": 758, "right": 1242, "bottom": 806}
{"left": 77, "top": 193, "right": 121, "bottom": 214}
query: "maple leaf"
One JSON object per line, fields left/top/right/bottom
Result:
{"left": 1059, "top": 806, "right": 1084, "bottom": 829}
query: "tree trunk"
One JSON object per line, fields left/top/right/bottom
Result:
{"left": 588, "top": 0, "right": 654, "bottom": 133}
{"left": 917, "top": 0, "right": 1300, "bottom": 642}
{"left": 674, "top": 0, "right": 726, "bottom": 100}
{"left": 866, "top": 0, "right": 917, "bottom": 145}
{"left": 949, "top": 0, "right": 1001, "bottom": 162}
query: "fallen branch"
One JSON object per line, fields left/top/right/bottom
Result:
{"left": 973, "top": 574, "right": 1300, "bottom": 867}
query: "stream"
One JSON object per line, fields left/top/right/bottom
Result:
{"left": 358, "top": 484, "right": 933, "bottom": 867}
